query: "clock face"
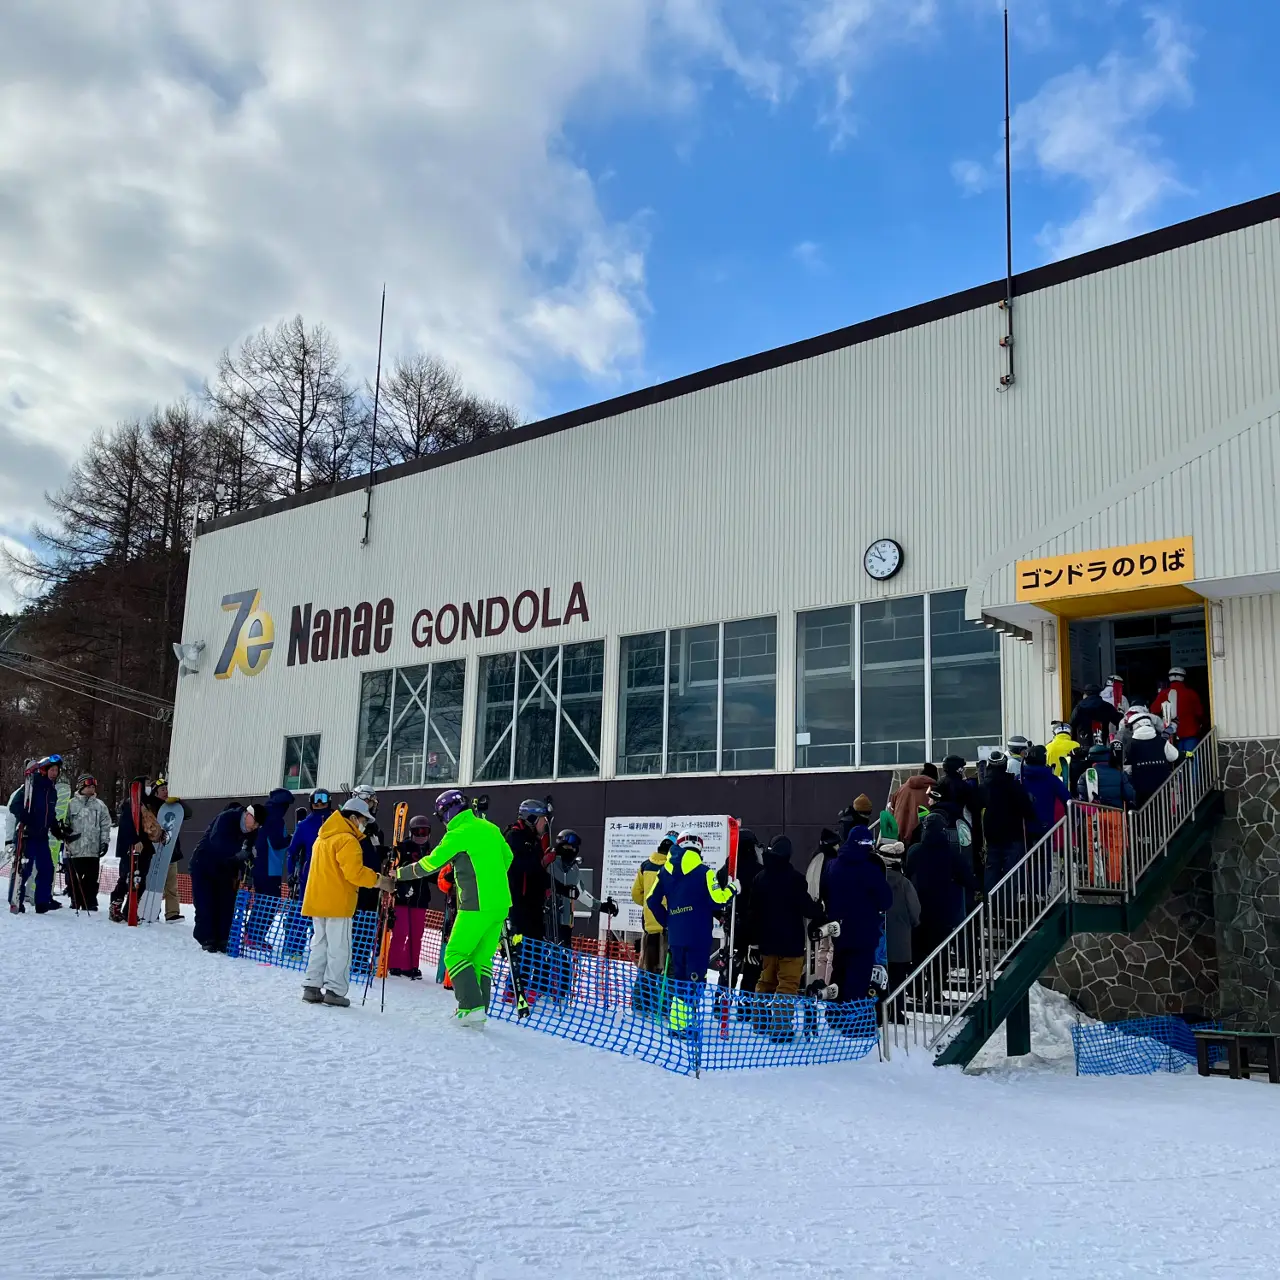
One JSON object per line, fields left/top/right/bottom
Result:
{"left": 864, "top": 538, "right": 903, "bottom": 581}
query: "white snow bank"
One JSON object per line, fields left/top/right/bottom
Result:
{"left": 3, "top": 904, "right": 1278, "bottom": 1279}
{"left": 968, "top": 982, "right": 1095, "bottom": 1076}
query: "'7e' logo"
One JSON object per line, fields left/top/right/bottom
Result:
{"left": 214, "top": 589, "right": 275, "bottom": 679}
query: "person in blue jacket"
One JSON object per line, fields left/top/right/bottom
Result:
{"left": 822, "top": 822, "right": 893, "bottom": 1014}
{"left": 189, "top": 802, "right": 264, "bottom": 952}
{"left": 282, "top": 788, "right": 331, "bottom": 957}
{"left": 9, "top": 754, "right": 67, "bottom": 914}
{"left": 646, "top": 832, "right": 738, "bottom": 1034}
{"left": 1020, "top": 745, "right": 1072, "bottom": 843}
{"left": 244, "top": 787, "right": 294, "bottom": 946}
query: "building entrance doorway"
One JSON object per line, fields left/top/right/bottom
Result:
{"left": 1067, "top": 608, "right": 1210, "bottom": 721}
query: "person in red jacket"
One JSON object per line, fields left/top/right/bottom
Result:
{"left": 1151, "top": 667, "right": 1205, "bottom": 754}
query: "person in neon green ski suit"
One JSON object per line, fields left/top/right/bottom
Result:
{"left": 394, "top": 789, "right": 512, "bottom": 1023}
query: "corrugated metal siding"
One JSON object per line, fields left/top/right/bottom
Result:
{"left": 1213, "top": 594, "right": 1280, "bottom": 740}
{"left": 172, "top": 215, "right": 1280, "bottom": 796}
{"left": 1001, "top": 631, "right": 1056, "bottom": 743}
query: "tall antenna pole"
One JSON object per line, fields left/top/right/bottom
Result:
{"left": 999, "top": 7, "right": 1015, "bottom": 390}
{"left": 361, "top": 284, "right": 387, "bottom": 546}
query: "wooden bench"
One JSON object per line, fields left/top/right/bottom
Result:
{"left": 1193, "top": 1030, "right": 1280, "bottom": 1083}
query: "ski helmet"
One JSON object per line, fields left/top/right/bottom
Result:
{"left": 1007, "top": 735, "right": 1031, "bottom": 758}
{"left": 1051, "top": 721, "right": 1071, "bottom": 737}
{"left": 555, "top": 829, "right": 582, "bottom": 859}
{"left": 153, "top": 773, "right": 168, "bottom": 789}
{"left": 409, "top": 814, "right": 431, "bottom": 840}
{"left": 986, "top": 750, "right": 1009, "bottom": 772}
{"left": 1169, "top": 666, "right": 1187, "bottom": 681}
{"left": 675, "top": 831, "right": 704, "bottom": 854}
{"left": 434, "top": 789, "right": 467, "bottom": 824}
{"left": 517, "top": 797, "right": 551, "bottom": 822}
{"left": 351, "top": 784, "right": 379, "bottom": 813}
{"left": 342, "top": 797, "right": 373, "bottom": 824}
{"left": 37, "top": 753, "right": 62, "bottom": 772}
{"left": 1107, "top": 673, "right": 1123, "bottom": 686}
{"left": 1087, "top": 742, "right": 1111, "bottom": 761}
{"left": 310, "top": 787, "right": 332, "bottom": 811}
{"left": 942, "top": 754, "right": 967, "bottom": 775}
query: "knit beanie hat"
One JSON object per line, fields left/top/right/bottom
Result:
{"left": 852, "top": 794, "right": 874, "bottom": 816}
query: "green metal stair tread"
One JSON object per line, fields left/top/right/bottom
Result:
{"left": 931, "top": 790, "right": 1224, "bottom": 1069}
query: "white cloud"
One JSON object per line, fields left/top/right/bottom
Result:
{"left": 951, "top": 158, "right": 993, "bottom": 196}
{"left": 1012, "top": 9, "right": 1194, "bottom": 259}
{"left": 0, "top": 0, "right": 784, "bottom": 548}
{"left": 791, "top": 240, "right": 826, "bottom": 272}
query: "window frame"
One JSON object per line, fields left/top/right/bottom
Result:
{"left": 281, "top": 733, "right": 322, "bottom": 792}
{"left": 353, "top": 659, "right": 466, "bottom": 790}
{"left": 616, "top": 614, "right": 779, "bottom": 779}
{"left": 473, "top": 639, "right": 606, "bottom": 784}
{"left": 795, "top": 591, "right": 1002, "bottom": 771}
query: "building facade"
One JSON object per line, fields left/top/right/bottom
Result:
{"left": 171, "top": 192, "right": 1280, "bottom": 1026}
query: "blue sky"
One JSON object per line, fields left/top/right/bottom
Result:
{"left": 0, "top": 2, "right": 1277, "bottom": 607}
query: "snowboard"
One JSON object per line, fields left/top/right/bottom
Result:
{"left": 138, "top": 800, "right": 185, "bottom": 924}
{"left": 7, "top": 774, "right": 34, "bottom": 913}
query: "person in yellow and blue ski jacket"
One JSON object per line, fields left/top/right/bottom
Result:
{"left": 646, "top": 832, "right": 739, "bottom": 1032}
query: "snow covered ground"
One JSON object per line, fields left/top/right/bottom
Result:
{"left": 3, "top": 904, "right": 1279, "bottom": 1279}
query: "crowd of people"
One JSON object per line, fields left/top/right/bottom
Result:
{"left": 7, "top": 665, "right": 1203, "bottom": 1033}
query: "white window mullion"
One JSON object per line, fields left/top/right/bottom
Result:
{"left": 508, "top": 654, "right": 519, "bottom": 782}
{"left": 923, "top": 593, "right": 934, "bottom": 763}
{"left": 854, "top": 603, "right": 863, "bottom": 769}
{"left": 552, "top": 647, "right": 564, "bottom": 779}
{"left": 661, "top": 630, "right": 671, "bottom": 777}
{"left": 716, "top": 621, "right": 725, "bottom": 774}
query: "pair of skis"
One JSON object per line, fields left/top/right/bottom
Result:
{"left": 363, "top": 802, "right": 408, "bottom": 1010}
{"left": 7, "top": 770, "right": 35, "bottom": 913}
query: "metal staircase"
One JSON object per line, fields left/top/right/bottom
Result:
{"left": 880, "top": 732, "right": 1224, "bottom": 1067}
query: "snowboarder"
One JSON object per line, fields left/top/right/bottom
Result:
{"left": 108, "top": 776, "right": 163, "bottom": 922}
{"left": 188, "top": 802, "right": 265, "bottom": 951}
{"left": 546, "top": 829, "right": 618, "bottom": 946}
{"left": 630, "top": 832, "right": 674, "bottom": 974}
{"left": 505, "top": 797, "right": 552, "bottom": 942}
{"left": 645, "top": 832, "right": 739, "bottom": 1034}
{"left": 388, "top": 814, "right": 433, "bottom": 978}
{"left": 394, "top": 789, "right": 513, "bottom": 1024}
{"left": 300, "top": 798, "right": 393, "bottom": 1007}
{"left": 63, "top": 774, "right": 112, "bottom": 911}
{"left": 803, "top": 827, "right": 841, "bottom": 990}
{"left": 148, "top": 776, "right": 192, "bottom": 921}
{"left": 9, "top": 754, "right": 70, "bottom": 914}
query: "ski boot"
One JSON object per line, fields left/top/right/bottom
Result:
{"left": 302, "top": 986, "right": 323, "bottom": 1004}
{"left": 455, "top": 1006, "right": 487, "bottom": 1027}
{"left": 322, "top": 990, "right": 351, "bottom": 1008}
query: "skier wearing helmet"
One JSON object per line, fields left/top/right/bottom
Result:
{"left": 1151, "top": 667, "right": 1205, "bottom": 754}
{"left": 546, "top": 829, "right": 618, "bottom": 946}
{"left": 395, "top": 789, "right": 513, "bottom": 1024}
{"left": 388, "top": 815, "right": 434, "bottom": 978}
{"left": 300, "top": 798, "right": 394, "bottom": 1007}
{"left": 645, "top": 832, "right": 739, "bottom": 1014}
{"left": 9, "top": 754, "right": 69, "bottom": 914}
{"left": 505, "top": 797, "right": 553, "bottom": 942}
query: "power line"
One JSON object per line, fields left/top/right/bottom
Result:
{"left": 0, "top": 656, "right": 172, "bottom": 722}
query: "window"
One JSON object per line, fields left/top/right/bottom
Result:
{"left": 796, "top": 593, "right": 1003, "bottom": 768}
{"left": 796, "top": 606, "right": 857, "bottom": 768}
{"left": 355, "top": 660, "right": 465, "bottom": 788}
{"left": 616, "top": 617, "right": 777, "bottom": 776}
{"left": 283, "top": 735, "right": 320, "bottom": 791}
{"left": 930, "top": 589, "right": 1002, "bottom": 761}
{"left": 861, "top": 597, "right": 926, "bottom": 765}
{"left": 474, "top": 640, "right": 604, "bottom": 782}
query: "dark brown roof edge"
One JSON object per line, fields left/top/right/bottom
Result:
{"left": 203, "top": 189, "right": 1280, "bottom": 536}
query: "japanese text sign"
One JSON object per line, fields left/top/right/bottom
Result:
{"left": 1016, "top": 537, "right": 1194, "bottom": 603}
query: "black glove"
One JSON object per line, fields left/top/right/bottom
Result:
{"left": 61, "top": 826, "right": 79, "bottom": 844}
{"left": 601, "top": 896, "right": 619, "bottom": 917}
{"left": 746, "top": 944, "right": 761, "bottom": 967}
{"left": 235, "top": 844, "right": 254, "bottom": 865}
{"left": 715, "top": 862, "right": 730, "bottom": 890}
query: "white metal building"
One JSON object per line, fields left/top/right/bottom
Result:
{"left": 170, "top": 191, "right": 1280, "bottom": 1024}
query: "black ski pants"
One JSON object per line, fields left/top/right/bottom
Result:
{"left": 66, "top": 857, "right": 100, "bottom": 910}
{"left": 191, "top": 861, "right": 240, "bottom": 950}
{"left": 110, "top": 848, "right": 153, "bottom": 907}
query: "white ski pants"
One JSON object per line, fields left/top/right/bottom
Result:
{"left": 305, "top": 916, "right": 352, "bottom": 997}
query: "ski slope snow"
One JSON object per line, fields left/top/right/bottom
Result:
{"left": 2, "top": 903, "right": 1278, "bottom": 1279}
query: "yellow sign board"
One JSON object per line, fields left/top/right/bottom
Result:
{"left": 1016, "top": 537, "right": 1194, "bottom": 603}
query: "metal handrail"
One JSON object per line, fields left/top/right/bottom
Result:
{"left": 880, "top": 731, "right": 1220, "bottom": 1060}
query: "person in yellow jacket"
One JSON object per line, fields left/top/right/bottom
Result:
{"left": 1045, "top": 721, "right": 1081, "bottom": 782}
{"left": 630, "top": 833, "right": 675, "bottom": 974}
{"left": 301, "top": 798, "right": 393, "bottom": 1007}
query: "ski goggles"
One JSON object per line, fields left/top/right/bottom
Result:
{"left": 409, "top": 823, "right": 431, "bottom": 838}
{"left": 311, "top": 788, "right": 332, "bottom": 808}
{"left": 78, "top": 775, "right": 98, "bottom": 790}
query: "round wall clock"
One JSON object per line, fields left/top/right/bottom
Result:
{"left": 864, "top": 538, "right": 904, "bottom": 581}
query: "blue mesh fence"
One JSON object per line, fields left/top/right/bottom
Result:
{"left": 489, "top": 936, "right": 879, "bottom": 1076}
{"left": 1072, "top": 1016, "right": 1222, "bottom": 1076}
{"left": 227, "top": 891, "right": 382, "bottom": 981}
